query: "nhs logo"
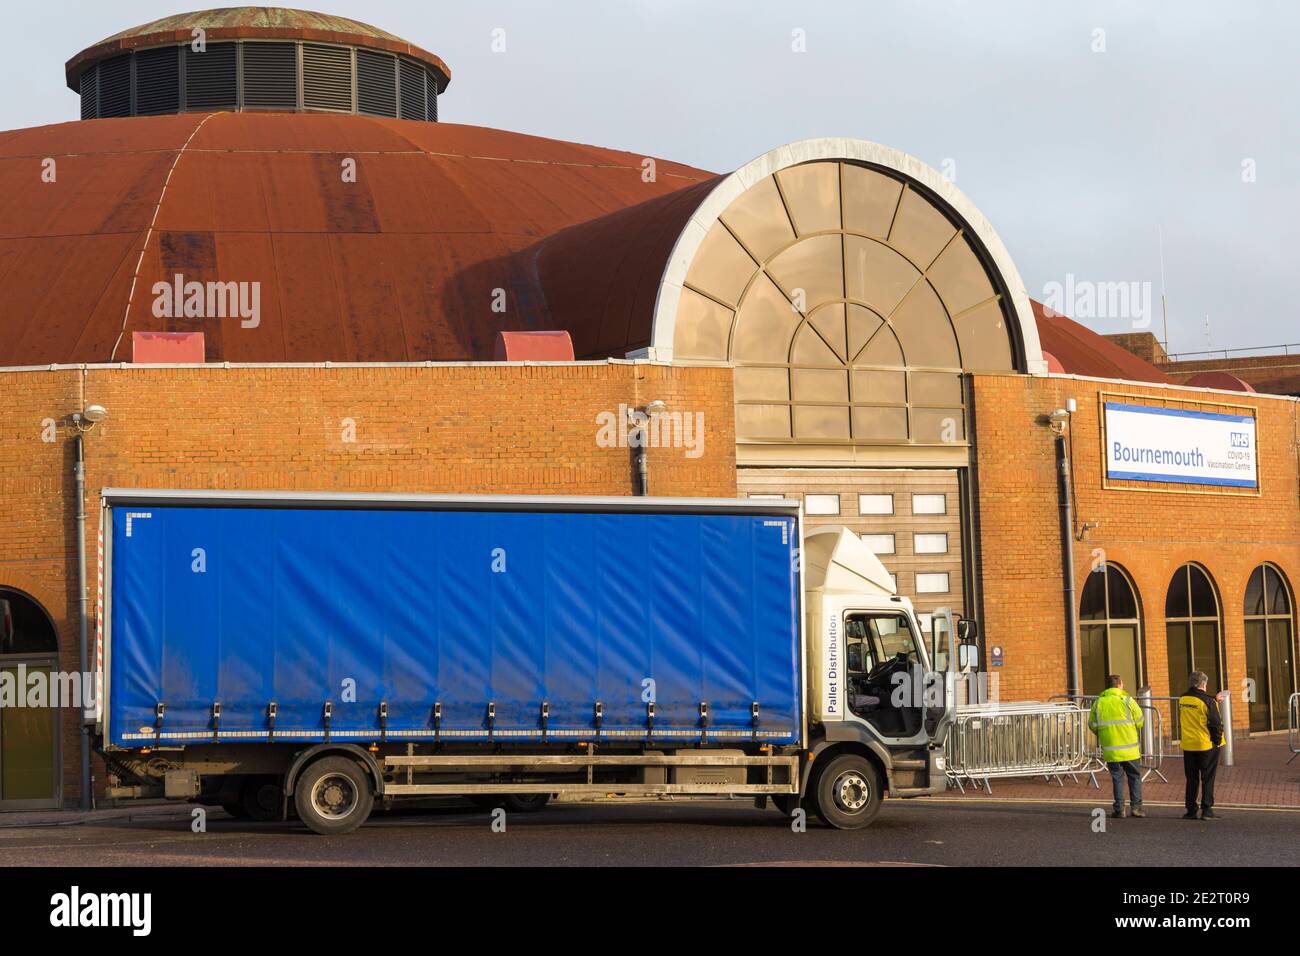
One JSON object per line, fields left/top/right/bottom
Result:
{"left": 1230, "top": 432, "right": 1251, "bottom": 449}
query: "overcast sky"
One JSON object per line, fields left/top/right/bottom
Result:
{"left": 6, "top": 0, "right": 1295, "bottom": 354}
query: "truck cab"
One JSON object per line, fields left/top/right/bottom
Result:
{"left": 794, "top": 526, "right": 969, "bottom": 827}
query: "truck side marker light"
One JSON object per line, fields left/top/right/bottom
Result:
{"left": 432, "top": 702, "right": 442, "bottom": 745}
{"left": 540, "top": 700, "right": 549, "bottom": 742}
{"left": 594, "top": 701, "right": 603, "bottom": 743}
{"left": 211, "top": 700, "right": 221, "bottom": 744}
{"left": 487, "top": 701, "right": 496, "bottom": 742}
{"left": 154, "top": 702, "right": 165, "bottom": 746}
{"left": 751, "top": 701, "right": 760, "bottom": 741}
{"left": 323, "top": 700, "right": 333, "bottom": 743}
{"left": 699, "top": 701, "right": 710, "bottom": 744}
{"left": 646, "top": 701, "right": 655, "bottom": 742}
{"left": 267, "top": 701, "right": 277, "bottom": 742}
{"left": 378, "top": 700, "right": 388, "bottom": 742}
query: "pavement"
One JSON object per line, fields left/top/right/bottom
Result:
{"left": 941, "top": 735, "right": 1299, "bottom": 809}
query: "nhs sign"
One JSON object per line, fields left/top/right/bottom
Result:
{"left": 1104, "top": 402, "right": 1258, "bottom": 489}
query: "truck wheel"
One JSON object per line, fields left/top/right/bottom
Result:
{"left": 294, "top": 757, "right": 374, "bottom": 835}
{"left": 811, "top": 755, "right": 882, "bottom": 830}
{"left": 472, "top": 793, "right": 551, "bottom": 813}
{"left": 241, "top": 776, "right": 285, "bottom": 822}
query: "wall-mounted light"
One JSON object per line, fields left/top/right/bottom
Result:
{"left": 72, "top": 404, "right": 108, "bottom": 432}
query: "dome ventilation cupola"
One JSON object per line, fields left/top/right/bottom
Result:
{"left": 66, "top": 7, "right": 450, "bottom": 121}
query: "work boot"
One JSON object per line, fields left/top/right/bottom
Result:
{"left": 1130, "top": 804, "right": 1145, "bottom": 818}
{"left": 1110, "top": 807, "right": 1127, "bottom": 819}
{"left": 1201, "top": 808, "right": 1218, "bottom": 820}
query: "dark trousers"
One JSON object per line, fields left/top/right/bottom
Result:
{"left": 1107, "top": 759, "right": 1142, "bottom": 811}
{"left": 1183, "top": 748, "right": 1219, "bottom": 812}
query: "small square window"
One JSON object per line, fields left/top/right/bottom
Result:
{"left": 913, "top": 533, "right": 948, "bottom": 555}
{"left": 888, "top": 573, "right": 898, "bottom": 592}
{"left": 915, "top": 572, "right": 950, "bottom": 594}
{"left": 858, "top": 493, "right": 894, "bottom": 515}
{"left": 860, "top": 533, "right": 896, "bottom": 555}
{"left": 912, "top": 494, "right": 946, "bottom": 515}
{"left": 804, "top": 494, "right": 841, "bottom": 516}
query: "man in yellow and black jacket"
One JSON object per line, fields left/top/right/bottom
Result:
{"left": 1179, "top": 671, "right": 1225, "bottom": 820}
{"left": 1088, "top": 675, "right": 1145, "bottom": 818}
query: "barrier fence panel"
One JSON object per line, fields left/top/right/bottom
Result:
{"left": 1289, "top": 692, "right": 1299, "bottom": 765}
{"left": 943, "top": 701, "right": 1099, "bottom": 793}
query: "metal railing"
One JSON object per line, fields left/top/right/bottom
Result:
{"left": 1289, "top": 692, "right": 1299, "bottom": 765}
{"left": 944, "top": 701, "right": 1098, "bottom": 793}
{"left": 1055, "top": 693, "right": 1167, "bottom": 783}
{"left": 1160, "top": 342, "right": 1300, "bottom": 362}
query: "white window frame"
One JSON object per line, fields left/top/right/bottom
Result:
{"left": 858, "top": 493, "right": 894, "bottom": 516}
{"left": 804, "top": 494, "right": 841, "bottom": 516}
{"left": 915, "top": 572, "right": 950, "bottom": 594}
{"left": 860, "top": 532, "right": 896, "bottom": 555}
{"left": 913, "top": 532, "right": 949, "bottom": 555}
{"left": 911, "top": 493, "right": 947, "bottom": 515}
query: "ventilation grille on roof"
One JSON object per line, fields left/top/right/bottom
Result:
{"left": 356, "top": 48, "right": 397, "bottom": 116}
{"left": 134, "top": 46, "right": 180, "bottom": 115}
{"left": 242, "top": 42, "right": 298, "bottom": 109}
{"left": 80, "top": 68, "right": 99, "bottom": 120}
{"left": 98, "top": 56, "right": 131, "bottom": 117}
{"left": 185, "top": 42, "right": 237, "bottom": 109}
{"left": 74, "top": 40, "right": 443, "bottom": 121}
{"left": 302, "top": 44, "right": 353, "bottom": 112}
{"left": 398, "top": 58, "right": 428, "bottom": 121}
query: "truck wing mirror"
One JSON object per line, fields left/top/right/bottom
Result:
{"left": 957, "top": 618, "right": 979, "bottom": 645}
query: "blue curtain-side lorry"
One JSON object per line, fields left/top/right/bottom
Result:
{"left": 95, "top": 490, "right": 970, "bottom": 834}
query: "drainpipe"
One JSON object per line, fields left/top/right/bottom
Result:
{"left": 74, "top": 433, "right": 91, "bottom": 809}
{"left": 629, "top": 400, "right": 665, "bottom": 496}
{"left": 1050, "top": 409, "right": 1081, "bottom": 698}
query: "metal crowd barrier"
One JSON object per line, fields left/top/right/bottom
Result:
{"left": 1289, "top": 692, "right": 1299, "bottom": 765}
{"left": 1053, "top": 693, "right": 1168, "bottom": 783}
{"left": 944, "top": 701, "right": 1099, "bottom": 793}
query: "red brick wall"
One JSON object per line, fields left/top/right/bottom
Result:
{"left": 972, "top": 373, "right": 1300, "bottom": 729}
{"left": 0, "top": 362, "right": 736, "bottom": 805}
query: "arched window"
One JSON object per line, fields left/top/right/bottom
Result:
{"left": 0, "top": 588, "right": 59, "bottom": 808}
{"left": 1165, "top": 564, "right": 1223, "bottom": 695}
{"left": 1244, "top": 564, "right": 1296, "bottom": 733}
{"left": 1079, "top": 564, "right": 1143, "bottom": 695}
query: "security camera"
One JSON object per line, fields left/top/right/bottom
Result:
{"left": 1048, "top": 408, "right": 1070, "bottom": 435}
{"left": 644, "top": 400, "right": 667, "bottom": 416}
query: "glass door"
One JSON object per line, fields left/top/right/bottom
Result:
{"left": 0, "top": 661, "right": 60, "bottom": 809}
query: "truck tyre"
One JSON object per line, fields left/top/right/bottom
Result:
{"left": 472, "top": 793, "right": 551, "bottom": 813}
{"left": 241, "top": 776, "right": 285, "bottom": 822}
{"left": 294, "top": 757, "right": 374, "bottom": 835}
{"left": 811, "top": 754, "right": 882, "bottom": 830}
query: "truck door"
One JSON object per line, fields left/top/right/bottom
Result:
{"left": 924, "top": 608, "right": 960, "bottom": 745}
{"left": 842, "top": 610, "right": 927, "bottom": 739}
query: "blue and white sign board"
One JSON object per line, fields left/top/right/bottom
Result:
{"left": 1104, "top": 402, "right": 1257, "bottom": 489}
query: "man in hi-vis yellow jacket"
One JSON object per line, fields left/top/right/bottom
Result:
{"left": 1178, "top": 671, "right": 1225, "bottom": 820}
{"left": 1088, "top": 675, "right": 1145, "bottom": 818}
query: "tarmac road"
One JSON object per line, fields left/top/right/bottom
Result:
{"left": 0, "top": 797, "right": 1296, "bottom": 867}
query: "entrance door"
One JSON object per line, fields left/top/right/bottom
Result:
{"left": 0, "top": 590, "right": 61, "bottom": 809}
{"left": 1244, "top": 565, "right": 1296, "bottom": 733}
